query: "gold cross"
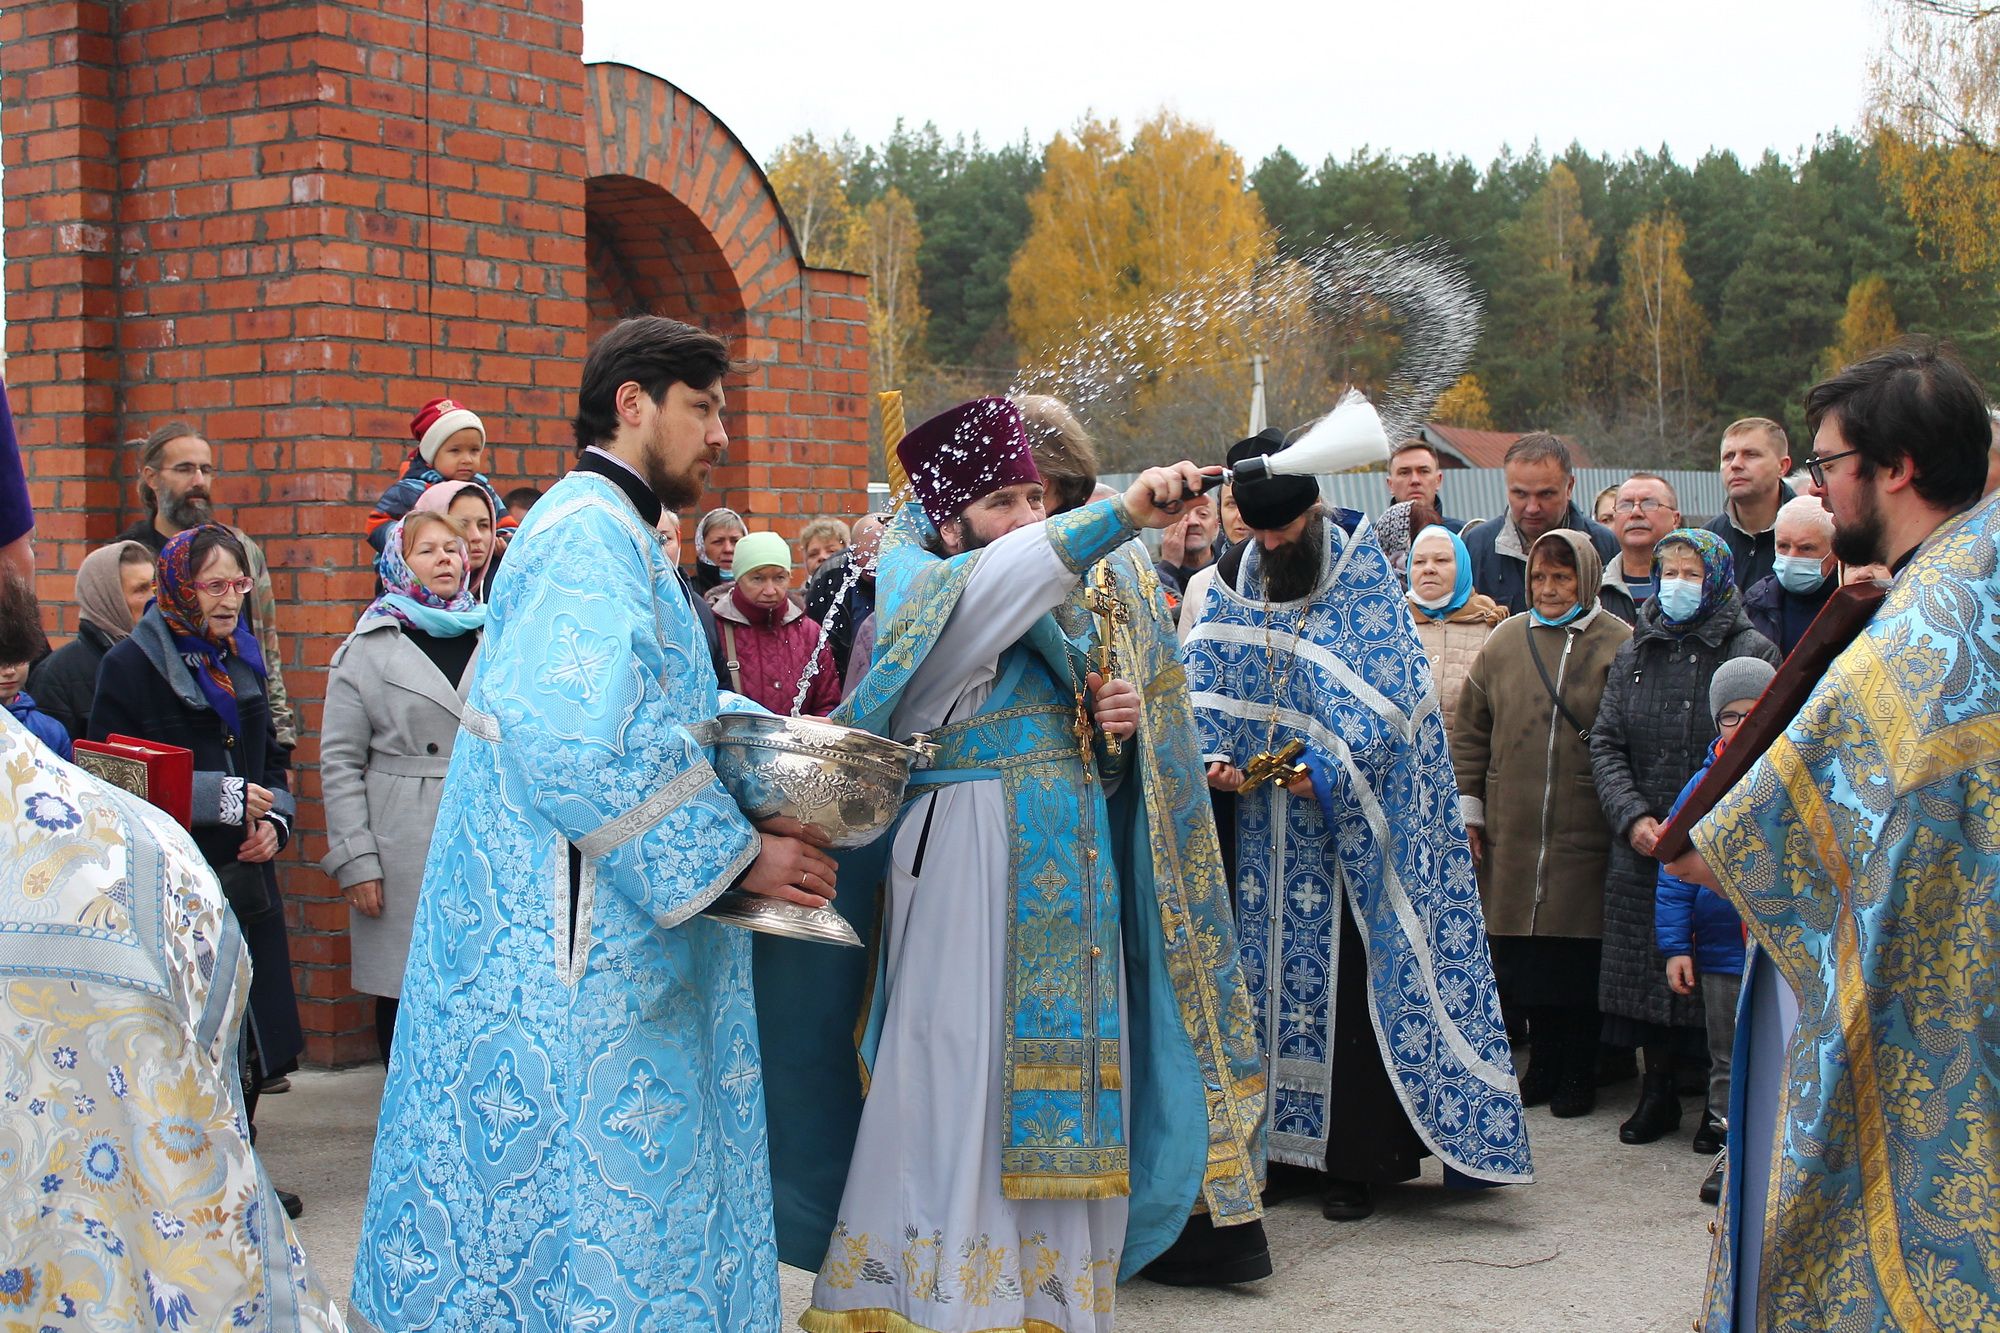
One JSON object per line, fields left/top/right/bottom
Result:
{"left": 1086, "top": 569, "right": 1129, "bottom": 761}
{"left": 1240, "top": 737, "right": 1308, "bottom": 794}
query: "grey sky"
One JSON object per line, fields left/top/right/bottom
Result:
{"left": 585, "top": 0, "right": 1880, "bottom": 168}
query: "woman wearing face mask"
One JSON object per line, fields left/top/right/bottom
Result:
{"left": 1589, "top": 528, "right": 1777, "bottom": 1149}
{"left": 1406, "top": 524, "right": 1504, "bottom": 728}
{"left": 1452, "top": 530, "right": 1628, "bottom": 1117}
{"left": 413, "top": 479, "right": 504, "bottom": 601}
{"left": 319, "top": 513, "right": 486, "bottom": 1065}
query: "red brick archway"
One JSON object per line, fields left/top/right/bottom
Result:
{"left": 1, "top": 13, "right": 869, "bottom": 1063}
{"left": 581, "top": 64, "right": 866, "bottom": 525}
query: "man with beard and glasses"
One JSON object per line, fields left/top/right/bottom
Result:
{"left": 763, "top": 397, "right": 1244, "bottom": 1333}
{"left": 1181, "top": 433, "right": 1532, "bottom": 1223}
{"left": 1666, "top": 339, "right": 2000, "bottom": 1332}
{"left": 117, "top": 422, "right": 296, "bottom": 747}
{"left": 349, "top": 316, "right": 838, "bottom": 1333}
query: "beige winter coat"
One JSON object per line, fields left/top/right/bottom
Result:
{"left": 1450, "top": 531, "right": 1629, "bottom": 939}
{"left": 1411, "top": 594, "right": 1505, "bottom": 730}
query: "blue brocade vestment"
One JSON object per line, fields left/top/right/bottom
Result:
{"left": 349, "top": 471, "right": 779, "bottom": 1333}
{"left": 1180, "top": 509, "right": 1532, "bottom": 1184}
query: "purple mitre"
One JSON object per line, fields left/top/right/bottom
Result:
{"left": 896, "top": 396, "right": 1042, "bottom": 530}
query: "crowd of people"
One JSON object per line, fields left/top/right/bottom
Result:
{"left": 0, "top": 322, "right": 1996, "bottom": 1332}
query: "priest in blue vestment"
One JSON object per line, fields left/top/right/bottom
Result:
{"left": 349, "top": 317, "right": 838, "bottom": 1333}
{"left": 1669, "top": 341, "right": 1999, "bottom": 1332}
{"left": 1181, "top": 436, "right": 1532, "bottom": 1222}
{"left": 760, "top": 398, "right": 1263, "bottom": 1333}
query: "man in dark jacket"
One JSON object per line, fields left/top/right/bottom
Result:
{"left": 802, "top": 512, "right": 887, "bottom": 686}
{"left": 1741, "top": 494, "right": 1837, "bottom": 657}
{"left": 1462, "top": 433, "right": 1618, "bottom": 614}
{"left": 1386, "top": 439, "right": 1466, "bottom": 533}
{"left": 1704, "top": 417, "right": 1796, "bottom": 591}
{"left": 117, "top": 421, "right": 296, "bottom": 747}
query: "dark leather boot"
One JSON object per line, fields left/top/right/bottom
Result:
{"left": 1519, "top": 1047, "right": 1559, "bottom": 1107}
{"left": 1550, "top": 1027, "right": 1599, "bottom": 1119}
{"left": 1619, "top": 1047, "right": 1683, "bottom": 1145}
{"left": 1692, "top": 1109, "right": 1726, "bottom": 1155}
{"left": 1321, "top": 1177, "right": 1374, "bottom": 1221}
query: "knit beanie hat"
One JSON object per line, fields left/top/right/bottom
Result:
{"left": 1710, "top": 656, "right": 1776, "bottom": 723}
{"left": 731, "top": 531, "right": 792, "bottom": 579}
{"left": 411, "top": 397, "right": 485, "bottom": 465}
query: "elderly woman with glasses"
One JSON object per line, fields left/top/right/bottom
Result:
{"left": 90, "top": 523, "right": 306, "bottom": 1213}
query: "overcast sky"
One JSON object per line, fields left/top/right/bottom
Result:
{"left": 584, "top": 0, "right": 1881, "bottom": 168}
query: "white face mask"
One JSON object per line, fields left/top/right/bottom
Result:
{"left": 1412, "top": 586, "right": 1454, "bottom": 610}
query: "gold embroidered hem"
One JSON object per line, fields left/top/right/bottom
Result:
{"left": 801, "top": 1308, "right": 1072, "bottom": 1333}
{"left": 999, "top": 1169, "right": 1132, "bottom": 1200}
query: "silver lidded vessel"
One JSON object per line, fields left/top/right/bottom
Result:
{"left": 692, "top": 713, "right": 931, "bottom": 946}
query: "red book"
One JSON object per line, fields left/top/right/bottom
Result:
{"left": 73, "top": 734, "right": 195, "bottom": 828}
{"left": 1653, "top": 580, "right": 1888, "bottom": 862}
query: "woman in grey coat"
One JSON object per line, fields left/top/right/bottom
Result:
{"left": 1589, "top": 528, "right": 1777, "bottom": 1148}
{"left": 320, "top": 513, "right": 484, "bottom": 1062}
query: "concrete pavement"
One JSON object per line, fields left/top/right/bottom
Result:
{"left": 260, "top": 1065, "right": 1717, "bottom": 1331}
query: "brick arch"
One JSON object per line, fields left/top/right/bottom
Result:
{"left": 585, "top": 174, "right": 747, "bottom": 342}
{"left": 582, "top": 64, "right": 803, "bottom": 322}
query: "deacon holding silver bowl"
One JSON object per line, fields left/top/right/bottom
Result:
{"left": 770, "top": 397, "right": 1271, "bottom": 1333}
{"left": 349, "top": 316, "right": 834, "bottom": 1333}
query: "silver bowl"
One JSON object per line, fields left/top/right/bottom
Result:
{"left": 693, "top": 714, "right": 931, "bottom": 947}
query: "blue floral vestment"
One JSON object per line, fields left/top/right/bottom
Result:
{"left": 349, "top": 472, "right": 777, "bottom": 1333}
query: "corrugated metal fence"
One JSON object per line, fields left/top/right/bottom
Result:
{"left": 1098, "top": 467, "right": 1730, "bottom": 528}
{"left": 866, "top": 467, "right": 1733, "bottom": 528}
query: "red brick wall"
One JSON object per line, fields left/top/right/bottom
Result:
{"left": 3, "top": 7, "right": 869, "bottom": 1064}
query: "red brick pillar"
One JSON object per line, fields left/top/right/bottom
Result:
{"left": 0, "top": 0, "right": 123, "bottom": 615}
{"left": 5, "top": 0, "right": 589, "bottom": 1064}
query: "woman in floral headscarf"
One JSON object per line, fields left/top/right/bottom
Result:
{"left": 414, "top": 478, "right": 504, "bottom": 599}
{"left": 321, "top": 512, "right": 485, "bottom": 1062}
{"left": 1588, "top": 527, "right": 1777, "bottom": 1149}
{"left": 89, "top": 523, "right": 305, "bottom": 1209}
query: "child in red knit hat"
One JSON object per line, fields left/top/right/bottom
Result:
{"left": 364, "top": 397, "right": 516, "bottom": 554}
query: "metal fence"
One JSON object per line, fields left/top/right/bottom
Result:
{"left": 869, "top": 467, "right": 1735, "bottom": 533}
{"left": 1097, "top": 466, "right": 1731, "bottom": 528}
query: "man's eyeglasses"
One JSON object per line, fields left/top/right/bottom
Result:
{"left": 160, "top": 463, "right": 218, "bottom": 480}
{"left": 1717, "top": 709, "right": 1750, "bottom": 728}
{"left": 1612, "top": 498, "right": 1672, "bottom": 515}
{"left": 1804, "top": 448, "right": 1862, "bottom": 488}
{"left": 188, "top": 577, "right": 254, "bottom": 597}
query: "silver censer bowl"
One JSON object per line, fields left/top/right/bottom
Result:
{"left": 692, "top": 713, "right": 931, "bottom": 947}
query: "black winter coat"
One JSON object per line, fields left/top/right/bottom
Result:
{"left": 1741, "top": 571, "right": 1835, "bottom": 658}
{"left": 90, "top": 609, "right": 303, "bottom": 1075}
{"left": 1588, "top": 596, "right": 1778, "bottom": 1031}
{"left": 25, "top": 618, "right": 115, "bottom": 742}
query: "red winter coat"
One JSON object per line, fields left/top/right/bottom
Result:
{"left": 713, "top": 584, "right": 842, "bottom": 717}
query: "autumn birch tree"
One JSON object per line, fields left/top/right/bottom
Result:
{"left": 768, "top": 133, "right": 856, "bottom": 266}
{"left": 1866, "top": 1, "right": 2000, "bottom": 274}
{"left": 844, "top": 189, "right": 930, "bottom": 389}
{"left": 1613, "top": 210, "right": 1711, "bottom": 446}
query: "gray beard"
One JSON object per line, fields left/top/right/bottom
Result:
{"left": 1258, "top": 515, "right": 1324, "bottom": 602}
{"left": 163, "top": 492, "right": 212, "bottom": 529}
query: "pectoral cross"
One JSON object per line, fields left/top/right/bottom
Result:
{"left": 1085, "top": 569, "right": 1129, "bottom": 761}
{"left": 1240, "top": 737, "right": 1308, "bottom": 794}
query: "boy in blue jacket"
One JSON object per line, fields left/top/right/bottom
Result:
{"left": 365, "top": 396, "right": 515, "bottom": 554}
{"left": 1656, "top": 655, "right": 1775, "bottom": 1204}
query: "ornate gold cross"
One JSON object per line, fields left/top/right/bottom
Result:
{"left": 1239, "top": 737, "right": 1308, "bottom": 794}
{"left": 1085, "top": 568, "right": 1129, "bottom": 761}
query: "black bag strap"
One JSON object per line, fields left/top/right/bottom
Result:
{"left": 1526, "top": 623, "right": 1592, "bottom": 741}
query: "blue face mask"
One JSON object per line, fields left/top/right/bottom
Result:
{"left": 1772, "top": 554, "right": 1827, "bottom": 596}
{"left": 1657, "top": 577, "right": 1704, "bottom": 623}
{"left": 1530, "top": 603, "right": 1585, "bottom": 628}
